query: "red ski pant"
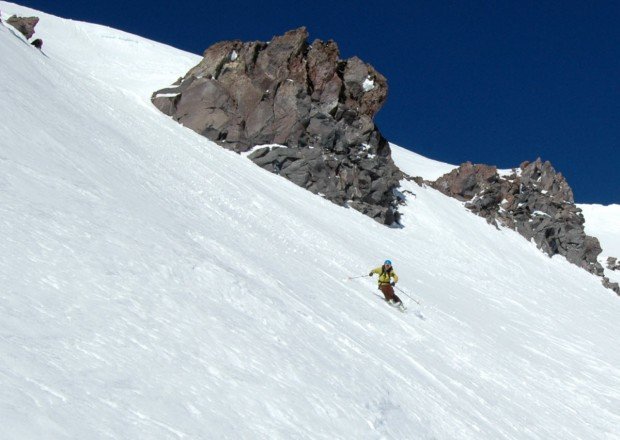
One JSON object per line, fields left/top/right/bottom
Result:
{"left": 379, "top": 283, "right": 402, "bottom": 303}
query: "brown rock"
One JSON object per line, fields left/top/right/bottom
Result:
{"left": 7, "top": 15, "right": 39, "bottom": 40}
{"left": 432, "top": 162, "right": 498, "bottom": 201}
{"left": 152, "top": 28, "right": 402, "bottom": 224}
{"left": 431, "top": 158, "right": 607, "bottom": 286}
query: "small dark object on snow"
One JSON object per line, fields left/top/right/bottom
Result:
{"left": 31, "top": 38, "right": 43, "bottom": 49}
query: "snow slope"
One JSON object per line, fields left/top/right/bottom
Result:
{"left": 390, "top": 144, "right": 456, "bottom": 180}
{"left": 1, "top": 3, "right": 619, "bottom": 439}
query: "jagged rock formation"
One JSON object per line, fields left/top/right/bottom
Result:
{"left": 602, "top": 277, "right": 620, "bottom": 295}
{"left": 604, "top": 257, "right": 620, "bottom": 293}
{"left": 7, "top": 15, "right": 38, "bottom": 40}
{"left": 430, "top": 159, "right": 608, "bottom": 285}
{"left": 151, "top": 28, "right": 402, "bottom": 224}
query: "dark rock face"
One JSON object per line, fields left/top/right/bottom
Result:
{"left": 431, "top": 158, "right": 606, "bottom": 280}
{"left": 603, "top": 277, "right": 620, "bottom": 295}
{"left": 152, "top": 28, "right": 402, "bottom": 224}
{"left": 432, "top": 162, "right": 499, "bottom": 202}
{"left": 7, "top": 15, "right": 39, "bottom": 40}
{"left": 607, "top": 257, "right": 620, "bottom": 271}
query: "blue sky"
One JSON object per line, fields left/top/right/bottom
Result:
{"left": 16, "top": 1, "right": 619, "bottom": 204}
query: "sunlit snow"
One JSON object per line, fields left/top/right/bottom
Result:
{"left": 362, "top": 76, "right": 375, "bottom": 92}
{"left": 1, "top": 2, "right": 619, "bottom": 439}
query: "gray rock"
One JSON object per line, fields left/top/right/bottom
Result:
{"left": 430, "top": 158, "right": 609, "bottom": 289}
{"left": 152, "top": 28, "right": 402, "bottom": 224}
{"left": 607, "top": 257, "right": 620, "bottom": 271}
{"left": 602, "top": 277, "right": 620, "bottom": 295}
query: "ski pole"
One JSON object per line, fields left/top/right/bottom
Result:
{"left": 395, "top": 286, "right": 422, "bottom": 305}
{"left": 347, "top": 274, "right": 371, "bottom": 280}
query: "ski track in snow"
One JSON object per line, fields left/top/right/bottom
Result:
{"left": 1, "top": 2, "right": 620, "bottom": 439}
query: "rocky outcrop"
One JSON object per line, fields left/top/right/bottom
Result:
{"left": 607, "top": 257, "right": 620, "bottom": 271}
{"left": 431, "top": 159, "right": 611, "bottom": 289}
{"left": 603, "top": 277, "right": 620, "bottom": 295}
{"left": 7, "top": 15, "right": 38, "bottom": 40}
{"left": 152, "top": 28, "right": 402, "bottom": 224}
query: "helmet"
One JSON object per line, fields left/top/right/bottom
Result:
{"left": 384, "top": 260, "right": 392, "bottom": 265}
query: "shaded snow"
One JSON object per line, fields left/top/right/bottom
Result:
{"left": 580, "top": 203, "right": 620, "bottom": 284}
{"left": 1, "top": 2, "right": 620, "bottom": 439}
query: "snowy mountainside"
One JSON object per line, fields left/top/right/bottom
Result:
{"left": 390, "top": 143, "right": 456, "bottom": 180}
{"left": 1, "top": 3, "right": 620, "bottom": 439}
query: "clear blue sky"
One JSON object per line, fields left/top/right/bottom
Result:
{"left": 17, "top": 0, "right": 619, "bottom": 204}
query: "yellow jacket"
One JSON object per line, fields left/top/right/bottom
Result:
{"left": 370, "top": 266, "right": 398, "bottom": 285}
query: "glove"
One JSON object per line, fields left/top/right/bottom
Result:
{"left": 390, "top": 281, "right": 396, "bottom": 286}
{"left": 368, "top": 272, "right": 373, "bottom": 277}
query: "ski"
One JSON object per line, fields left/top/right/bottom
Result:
{"left": 374, "top": 293, "right": 407, "bottom": 313}
{"left": 390, "top": 302, "right": 407, "bottom": 313}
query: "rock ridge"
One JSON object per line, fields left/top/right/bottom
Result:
{"left": 428, "top": 158, "right": 617, "bottom": 294}
{"left": 152, "top": 28, "right": 402, "bottom": 224}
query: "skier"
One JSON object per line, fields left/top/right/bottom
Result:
{"left": 369, "top": 260, "right": 404, "bottom": 308}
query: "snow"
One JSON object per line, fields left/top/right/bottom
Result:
{"left": 580, "top": 204, "right": 620, "bottom": 258}
{"left": 153, "top": 92, "right": 180, "bottom": 98}
{"left": 498, "top": 168, "right": 516, "bottom": 177}
{"left": 390, "top": 143, "right": 456, "bottom": 180}
{"left": 1, "top": 2, "right": 620, "bottom": 439}
{"left": 580, "top": 203, "right": 620, "bottom": 283}
{"left": 362, "top": 76, "right": 375, "bottom": 92}
{"left": 240, "top": 143, "right": 286, "bottom": 157}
